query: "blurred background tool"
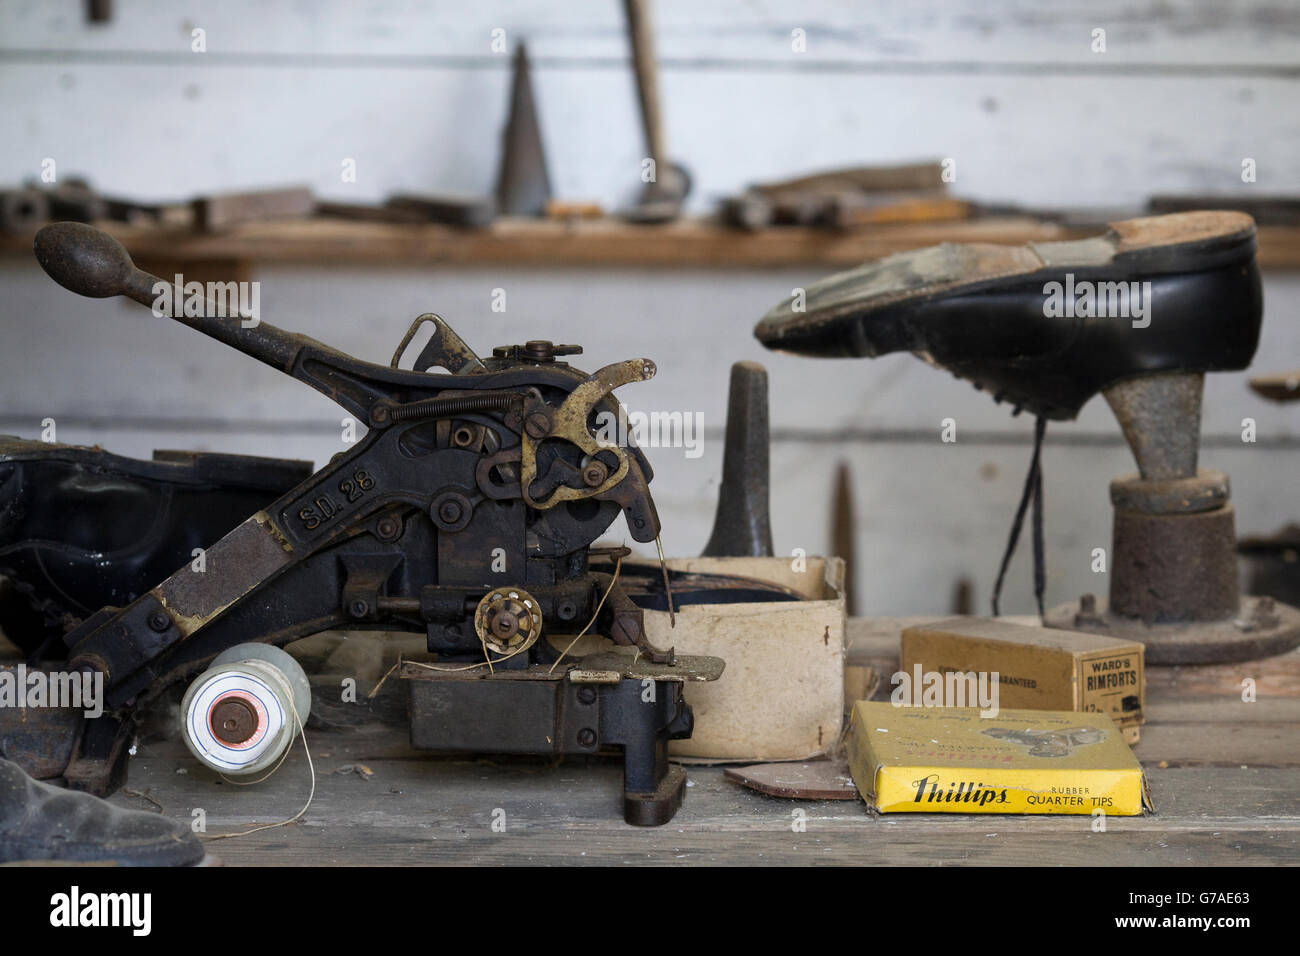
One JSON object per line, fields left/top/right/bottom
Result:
{"left": 194, "top": 185, "right": 315, "bottom": 232}
{"left": 385, "top": 192, "right": 495, "bottom": 228}
{"left": 830, "top": 462, "right": 858, "bottom": 617}
{"left": 720, "top": 161, "right": 958, "bottom": 231}
{"left": 621, "top": 0, "right": 690, "bottom": 223}
{"left": 495, "top": 42, "right": 551, "bottom": 217}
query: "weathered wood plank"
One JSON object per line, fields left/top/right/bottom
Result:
{"left": 0, "top": 217, "right": 1072, "bottom": 267}
{"left": 6, "top": 217, "right": 1300, "bottom": 269}
{"left": 110, "top": 732, "right": 1300, "bottom": 865}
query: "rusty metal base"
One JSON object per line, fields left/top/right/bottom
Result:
{"left": 1044, "top": 595, "right": 1300, "bottom": 665}
{"left": 625, "top": 765, "right": 687, "bottom": 826}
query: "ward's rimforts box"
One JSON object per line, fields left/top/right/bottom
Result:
{"left": 847, "top": 702, "right": 1151, "bottom": 815}
{"left": 900, "top": 617, "right": 1144, "bottom": 742}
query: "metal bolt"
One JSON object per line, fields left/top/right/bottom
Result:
{"left": 577, "top": 686, "right": 597, "bottom": 705}
{"left": 210, "top": 698, "right": 257, "bottom": 744}
{"left": 577, "top": 727, "right": 597, "bottom": 747}
{"left": 438, "top": 500, "right": 463, "bottom": 523}
{"left": 371, "top": 404, "right": 389, "bottom": 424}
{"left": 349, "top": 599, "right": 369, "bottom": 618}
{"left": 523, "top": 340, "right": 555, "bottom": 363}
{"left": 582, "top": 461, "right": 608, "bottom": 487}
{"left": 376, "top": 517, "right": 399, "bottom": 540}
{"left": 147, "top": 611, "right": 170, "bottom": 632}
{"left": 524, "top": 412, "right": 551, "bottom": 439}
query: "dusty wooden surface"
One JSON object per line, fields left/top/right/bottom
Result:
{"left": 97, "top": 619, "right": 1300, "bottom": 866}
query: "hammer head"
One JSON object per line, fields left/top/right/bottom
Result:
{"left": 624, "top": 162, "right": 691, "bottom": 224}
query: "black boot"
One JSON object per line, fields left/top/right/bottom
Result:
{"left": 0, "top": 758, "right": 206, "bottom": 866}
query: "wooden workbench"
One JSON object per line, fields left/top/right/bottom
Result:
{"left": 101, "top": 620, "right": 1300, "bottom": 866}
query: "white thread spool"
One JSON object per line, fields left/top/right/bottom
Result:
{"left": 180, "top": 643, "right": 311, "bottom": 777}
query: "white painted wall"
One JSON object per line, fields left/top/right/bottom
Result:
{"left": 2, "top": 1, "right": 1298, "bottom": 616}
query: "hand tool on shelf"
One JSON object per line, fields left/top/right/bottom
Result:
{"left": 495, "top": 42, "right": 552, "bottom": 217}
{"left": 620, "top": 0, "right": 690, "bottom": 223}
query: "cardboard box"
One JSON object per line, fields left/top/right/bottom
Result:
{"left": 556, "top": 556, "right": 845, "bottom": 761}
{"left": 847, "top": 701, "right": 1151, "bottom": 815}
{"left": 900, "top": 617, "right": 1144, "bottom": 739}
{"left": 653, "top": 556, "right": 845, "bottom": 761}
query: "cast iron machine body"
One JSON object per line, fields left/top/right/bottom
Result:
{"left": 20, "top": 222, "right": 720, "bottom": 825}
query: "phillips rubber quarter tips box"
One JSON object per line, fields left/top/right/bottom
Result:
{"left": 900, "top": 617, "right": 1145, "bottom": 741}
{"left": 847, "top": 701, "right": 1152, "bottom": 815}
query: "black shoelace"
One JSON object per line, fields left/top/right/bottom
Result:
{"left": 991, "top": 416, "right": 1047, "bottom": 617}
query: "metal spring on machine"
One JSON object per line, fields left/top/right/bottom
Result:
{"left": 386, "top": 392, "right": 523, "bottom": 423}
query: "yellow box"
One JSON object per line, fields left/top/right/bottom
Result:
{"left": 847, "top": 701, "right": 1151, "bottom": 815}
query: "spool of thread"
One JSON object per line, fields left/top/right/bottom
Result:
{"left": 180, "top": 643, "right": 312, "bottom": 777}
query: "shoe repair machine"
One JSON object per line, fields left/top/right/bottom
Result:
{"left": 2, "top": 222, "right": 724, "bottom": 825}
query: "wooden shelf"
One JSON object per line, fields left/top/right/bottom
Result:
{"left": 5, "top": 216, "right": 1300, "bottom": 269}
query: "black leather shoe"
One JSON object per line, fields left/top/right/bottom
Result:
{"left": 0, "top": 757, "right": 206, "bottom": 865}
{"left": 754, "top": 211, "right": 1262, "bottom": 419}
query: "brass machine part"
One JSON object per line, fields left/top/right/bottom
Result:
{"left": 474, "top": 587, "right": 544, "bottom": 657}
{"left": 519, "top": 357, "right": 656, "bottom": 509}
